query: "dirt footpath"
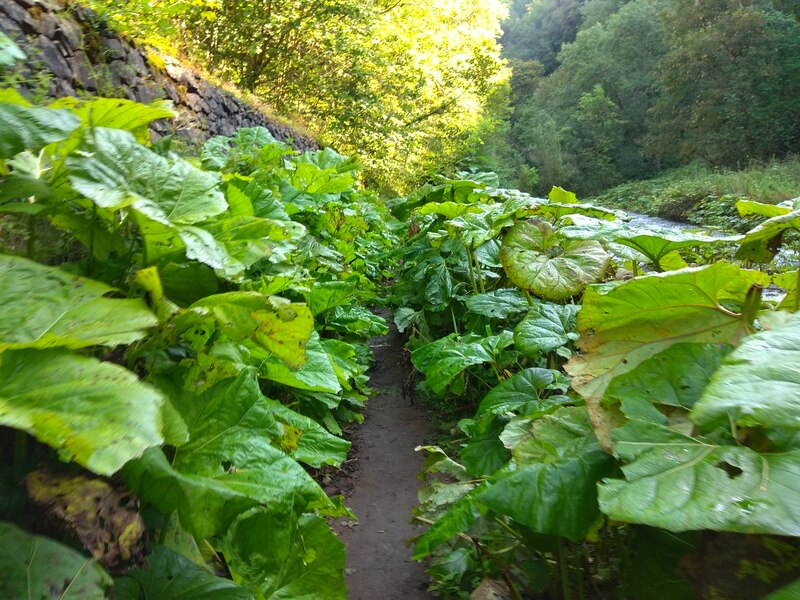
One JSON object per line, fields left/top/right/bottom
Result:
{"left": 329, "top": 316, "right": 435, "bottom": 599}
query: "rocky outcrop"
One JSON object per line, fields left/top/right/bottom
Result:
{"left": 0, "top": 0, "right": 319, "bottom": 150}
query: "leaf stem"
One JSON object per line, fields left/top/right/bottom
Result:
{"left": 740, "top": 283, "right": 764, "bottom": 331}
{"left": 158, "top": 511, "right": 173, "bottom": 545}
{"left": 14, "top": 430, "right": 28, "bottom": 468}
{"left": 450, "top": 305, "right": 460, "bottom": 335}
{"left": 558, "top": 538, "right": 572, "bottom": 600}
{"left": 464, "top": 241, "right": 479, "bottom": 295}
{"left": 87, "top": 203, "right": 97, "bottom": 277}
{"left": 795, "top": 269, "right": 800, "bottom": 313}
{"left": 26, "top": 214, "right": 36, "bottom": 260}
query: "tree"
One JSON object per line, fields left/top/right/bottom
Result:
{"left": 568, "top": 85, "right": 626, "bottom": 192}
{"left": 648, "top": 0, "right": 800, "bottom": 167}
{"left": 501, "top": 0, "right": 587, "bottom": 73}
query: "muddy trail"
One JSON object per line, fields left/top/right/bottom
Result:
{"left": 328, "top": 314, "right": 435, "bottom": 599}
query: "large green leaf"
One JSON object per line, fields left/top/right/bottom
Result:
{"left": 736, "top": 208, "right": 800, "bottom": 263}
{"left": 0, "top": 522, "right": 113, "bottom": 599}
{"left": 500, "top": 219, "right": 609, "bottom": 301}
{"left": 0, "top": 349, "right": 163, "bottom": 475}
{"left": 514, "top": 301, "right": 580, "bottom": 357}
{"left": 477, "top": 368, "right": 567, "bottom": 416}
{"left": 223, "top": 509, "right": 346, "bottom": 600}
{"left": 190, "top": 293, "right": 313, "bottom": 369}
{"left": 465, "top": 288, "right": 529, "bottom": 319}
{"left": 692, "top": 312, "right": 800, "bottom": 432}
{"left": 68, "top": 128, "right": 227, "bottom": 223}
{"left": 305, "top": 280, "right": 357, "bottom": 316}
{"left": 123, "top": 371, "right": 333, "bottom": 538}
{"left": 0, "top": 32, "right": 25, "bottom": 69}
{"left": 255, "top": 330, "right": 341, "bottom": 393}
{"left": 606, "top": 343, "right": 729, "bottom": 424}
{"left": 0, "top": 102, "right": 80, "bottom": 158}
{"left": 477, "top": 407, "right": 614, "bottom": 541}
{"left": 202, "top": 216, "right": 305, "bottom": 266}
{"left": 0, "top": 255, "right": 157, "bottom": 350}
{"left": 325, "top": 305, "right": 388, "bottom": 337}
{"left": 565, "top": 262, "right": 769, "bottom": 448}
{"left": 765, "top": 578, "right": 800, "bottom": 599}
{"left": 413, "top": 485, "right": 486, "bottom": 559}
{"left": 115, "top": 544, "right": 253, "bottom": 600}
{"left": 560, "top": 214, "right": 738, "bottom": 271}
{"left": 49, "top": 97, "right": 175, "bottom": 144}
{"left": 412, "top": 332, "right": 513, "bottom": 395}
{"left": 620, "top": 527, "right": 697, "bottom": 600}
{"left": 599, "top": 421, "right": 800, "bottom": 535}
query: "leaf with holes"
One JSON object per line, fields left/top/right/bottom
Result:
{"left": 692, "top": 312, "right": 800, "bottom": 432}
{"left": 565, "top": 262, "right": 769, "bottom": 449}
{"left": 599, "top": 421, "right": 800, "bottom": 535}
{"left": 190, "top": 293, "right": 313, "bottom": 369}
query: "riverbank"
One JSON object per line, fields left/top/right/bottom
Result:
{"left": 590, "top": 159, "right": 800, "bottom": 232}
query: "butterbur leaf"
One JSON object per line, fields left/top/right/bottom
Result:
{"left": 25, "top": 470, "right": 147, "bottom": 573}
{"left": 606, "top": 343, "right": 729, "bottom": 424}
{"left": 599, "top": 421, "right": 800, "bottom": 535}
{"left": 223, "top": 509, "right": 346, "bottom": 600}
{"left": 0, "top": 32, "right": 24, "bottom": 68}
{"left": 500, "top": 219, "right": 609, "bottom": 301}
{"left": 123, "top": 372, "right": 334, "bottom": 538}
{"left": 68, "top": 128, "right": 226, "bottom": 223}
{"left": 560, "top": 214, "right": 738, "bottom": 271}
{"left": 548, "top": 186, "right": 578, "bottom": 204}
{"left": 412, "top": 333, "right": 511, "bottom": 395}
{"left": 202, "top": 216, "right": 305, "bottom": 266}
{"left": 478, "top": 407, "right": 614, "bottom": 541}
{"left": 692, "top": 312, "right": 800, "bottom": 432}
{"left": 191, "top": 292, "right": 313, "bottom": 369}
{"left": 0, "top": 102, "right": 80, "bottom": 158}
{"left": 115, "top": 544, "right": 253, "bottom": 600}
{"left": 0, "top": 522, "right": 113, "bottom": 599}
{"left": 477, "top": 368, "right": 564, "bottom": 416}
{"left": 620, "top": 527, "right": 696, "bottom": 600}
{"left": 326, "top": 305, "right": 388, "bottom": 337}
{"left": 465, "top": 288, "right": 529, "bottom": 319}
{"left": 736, "top": 209, "right": 800, "bottom": 263}
{"left": 413, "top": 486, "right": 486, "bottom": 559}
{"left": 765, "top": 578, "right": 800, "bottom": 599}
{"left": 306, "top": 280, "right": 357, "bottom": 316}
{"left": 514, "top": 301, "right": 580, "bottom": 357}
{"left": 565, "top": 262, "right": 769, "bottom": 449}
{"left": 0, "top": 349, "right": 163, "bottom": 476}
{"left": 0, "top": 255, "right": 158, "bottom": 350}
{"left": 49, "top": 97, "right": 174, "bottom": 143}
{"left": 256, "top": 331, "right": 341, "bottom": 393}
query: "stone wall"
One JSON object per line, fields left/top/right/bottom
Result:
{"left": 0, "top": 0, "right": 319, "bottom": 150}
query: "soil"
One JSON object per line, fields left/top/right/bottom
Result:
{"left": 327, "top": 314, "right": 435, "bottom": 600}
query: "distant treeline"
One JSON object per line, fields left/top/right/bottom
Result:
{"left": 487, "top": 0, "right": 800, "bottom": 195}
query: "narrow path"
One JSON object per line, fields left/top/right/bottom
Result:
{"left": 329, "top": 315, "right": 434, "bottom": 599}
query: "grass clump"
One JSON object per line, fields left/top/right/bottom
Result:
{"left": 591, "top": 157, "right": 800, "bottom": 231}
